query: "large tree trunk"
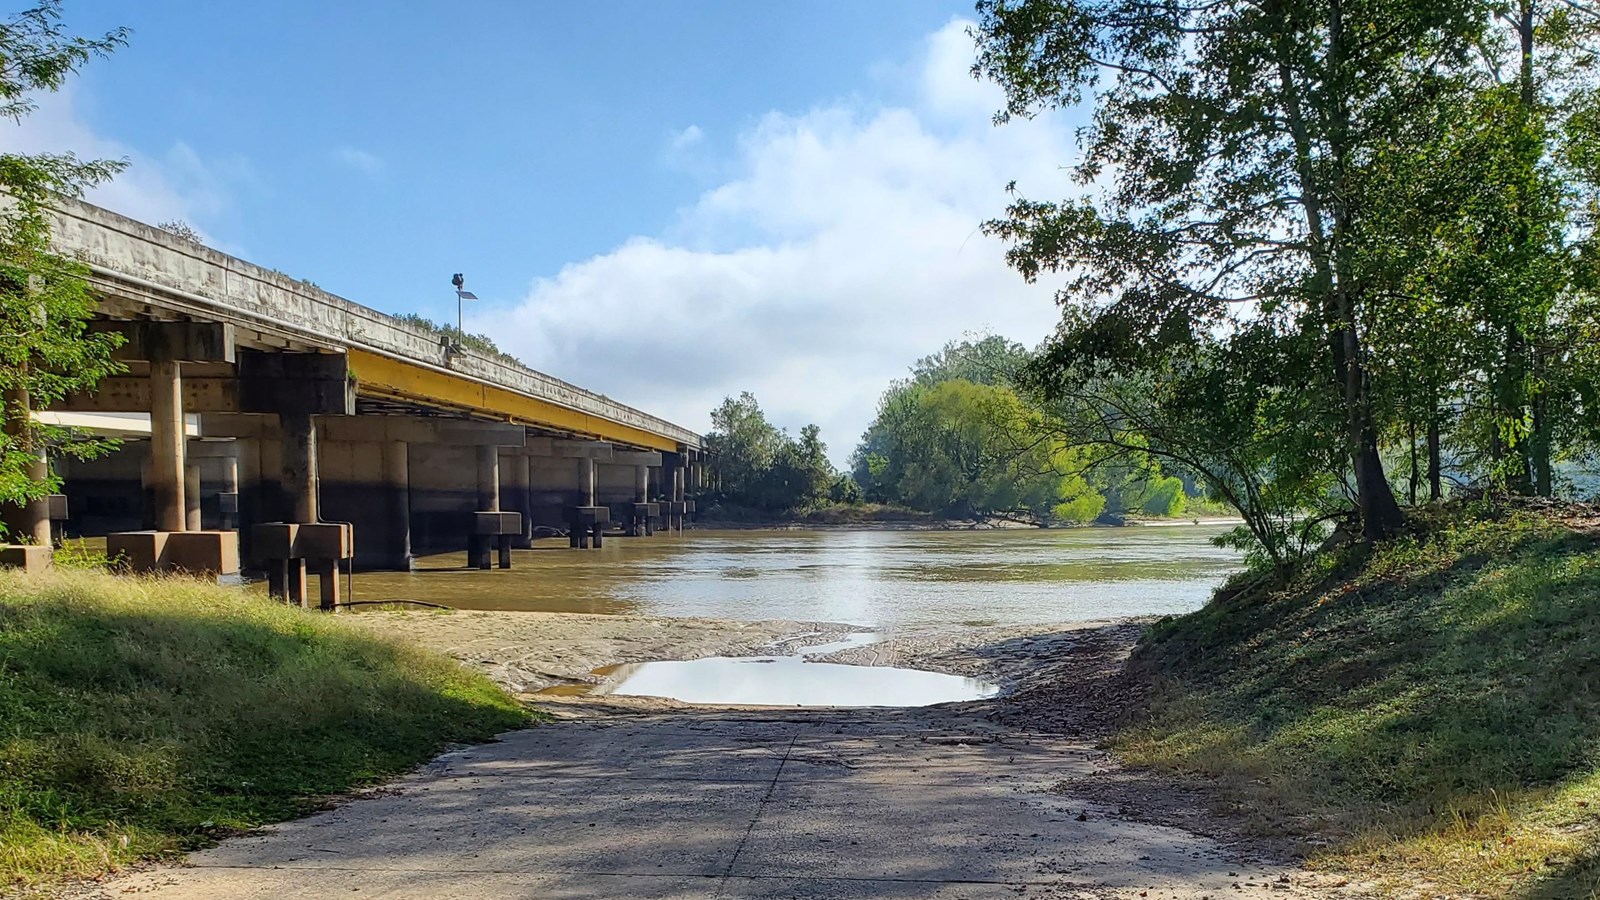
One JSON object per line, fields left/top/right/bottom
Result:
{"left": 1427, "top": 408, "right": 1442, "bottom": 501}
{"left": 1274, "top": 0, "right": 1404, "bottom": 541}
{"left": 1531, "top": 368, "right": 1552, "bottom": 495}
{"left": 1407, "top": 417, "right": 1419, "bottom": 507}
{"left": 1336, "top": 318, "right": 1405, "bottom": 538}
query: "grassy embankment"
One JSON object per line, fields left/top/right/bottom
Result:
{"left": 1120, "top": 503, "right": 1600, "bottom": 898}
{"left": 0, "top": 569, "right": 532, "bottom": 893}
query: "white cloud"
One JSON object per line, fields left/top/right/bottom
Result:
{"left": 478, "top": 17, "right": 1083, "bottom": 467}
{"left": 0, "top": 86, "right": 238, "bottom": 244}
{"left": 669, "top": 125, "right": 704, "bottom": 151}
{"left": 331, "top": 145, "right": 384, "bottom": 177}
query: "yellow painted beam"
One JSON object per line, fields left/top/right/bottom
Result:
{"left": 347, "top": 349, "right": 679, "bottom": 452}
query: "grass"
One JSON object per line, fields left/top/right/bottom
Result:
{"left": 1117, "top": 505, "right": 1600, "bottom": 898}
{"left": 0, "top": 569, "right": 533, "bottom": 892}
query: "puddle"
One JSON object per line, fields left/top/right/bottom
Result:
{"left": 543, "top": 633, "right": 1001, "bottom": 708}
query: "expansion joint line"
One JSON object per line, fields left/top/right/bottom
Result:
{"left": 718, "top": 732, "right": 797, "bottom": 889}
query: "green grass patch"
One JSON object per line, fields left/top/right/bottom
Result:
{"left": 1119, "top": 507, "right": 1600, "bottom": 898}
{"left": 0, "top": 569, "right": 533, "bottom": 891}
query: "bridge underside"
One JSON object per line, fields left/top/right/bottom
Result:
{"left": 12, "top": 316, "right": 702, "bottom": 597}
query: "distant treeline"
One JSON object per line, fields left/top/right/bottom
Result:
{"left": 700, "top": 336, "right": 1221, "bottom": 526}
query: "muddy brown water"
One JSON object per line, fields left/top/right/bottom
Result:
{"left": 351, "top": 523, "right": 1241, "bottom": 628}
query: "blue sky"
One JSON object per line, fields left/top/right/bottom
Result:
{"left": 6, "top": 2, "right": 1083, "bottom": 464}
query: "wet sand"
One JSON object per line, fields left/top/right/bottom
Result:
{"left": 342, "top": 608, "right": 860, "bottom": 695}
{"left": 342, "top": 607, "right": 1130, "bottom": 708}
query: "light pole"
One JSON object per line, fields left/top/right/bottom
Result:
{"left": 451, "top": 272, "right": 477, "bottom": 336}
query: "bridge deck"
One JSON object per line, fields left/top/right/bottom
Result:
{"left": 46, "top": 198, "right": 697, "bottom": 453}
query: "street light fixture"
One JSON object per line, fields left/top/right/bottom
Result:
{"left": 451, "top": 272, "right": 477, "bottom": 336}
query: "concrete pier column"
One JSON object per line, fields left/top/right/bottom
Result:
{"left": 1, "top": 387, "right": 51, "bottom": 546}
{"left": 513, "top": 454, "right": 533, "bottom": 548}
{"left": 184, "top": 464, "right": 202, "bottom": 531}
{"left": 580, "top": 457, "right": 597, "bottom": 507}
{"left": 635, "top": 465, "right": 650, "bottom": 502}
{"left": 471, "top": 445, "right": 499, "bottom": 569}
{"left": 659, "top": 454, "right": 682, "bottom": 532}
{"left": 280, "top": 413, "right": 318, "bottom": 523}
{"left": 149, "top": 358, "right": 187, "bottom": 531}
{"left": 219, "top": 447, "right": 240, "bottom": 531}
{"left": 382, "top": 441, "right": 413, "bottom": 570}
{"left": 235, "top": 437, "right": 262, "bottom": 561}
{"left": 477, "top": 445, "right": 500, "bottom": 512}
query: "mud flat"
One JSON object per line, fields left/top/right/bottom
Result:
{"left": 342, "top": 608, "right": 859, "bottom": 695}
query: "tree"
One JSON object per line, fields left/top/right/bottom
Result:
{"left": 909, "top": 334, "right": 1032, "bottom": 388}
{"left": 1026, "top": 322, "right": 1345, "bottom": 574}
{"left": 973, "top": 0, "right": 1497, "bottom": 539}
{"left": 703, "top": 393, "right": 836, "bottom": 512}
{"left": 0, "top": 2, "right": 129, "bottom": 540}
{"left": 854, "top": 377, "right": 1104, "bottom": 524}
{"left": 158, "top": 219, "right": 203, "bottom": 244}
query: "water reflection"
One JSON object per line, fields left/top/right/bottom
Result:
{"left": 352, "top": 524, "right": 1241, "bottom": 628}
{"left": 586, "top": 655, "right": 1000, "bottom": 707}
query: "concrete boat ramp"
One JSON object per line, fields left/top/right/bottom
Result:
{"left": 95, "top": 703, "right": 1328, "bottom": 900}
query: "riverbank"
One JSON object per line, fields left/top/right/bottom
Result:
{"left": 341, "top": 605, "right": 1133, "bottom": 705}
{"left": 0, "top": 571, "right": 529, "bottom": 895}
{"left": 1116, "top": 502, "right": 1600, "bottom": 898}
{"left": 694, "top": 502, "right": 1243, "bottom": 531}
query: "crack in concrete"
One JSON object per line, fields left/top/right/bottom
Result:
{"left": 716, "top": 731, "right": 797, "bottom": 895}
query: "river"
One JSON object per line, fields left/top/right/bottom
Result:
{"left": 351, "top": 523, "right": 1241, "bottom": 628}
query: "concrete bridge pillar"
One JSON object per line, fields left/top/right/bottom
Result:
{"left": 627, "top": 464, "right": 656, "bottom": 537}
{"left": 470, "top": 443, "right": 518, "bottom": 569}
{"left": 2, "top": 386, "right": 52, "bottom": 548}
{"left": 218, "top": 446, "right": 239, "bottom": 532}
{"left": 184, "top": 463, "right": 202, "bottom": 532}
{"left": 471, "top": 445, "right": 498, "bottom": 569}
{"left": 659, "top": 453, "right": 687, "bottom": 532}
{"left": 280, "top": 413, "right": 318, "bottom": 523}
{"left": 105, "top": 324, "right": 243, "bottom": 577}
{"left": 149, "top": 357, "right": 187, "bottom": 532}
{"left": 511, "top": 453, "right": 533, "bottom": 549}
{"left": 383, "top": 440, "right": 413, "bottom": 571}
{"left": 477, "top": 445, "right": 500, "bottom": 512}
{"left": 234, "top": 436, "right": 262, "bottom": 560}
{"left": 566, "top": 454, "right": 609, "bottom": 549}
{"left": 580, "top": 456, "right": 596, "bottom": 507}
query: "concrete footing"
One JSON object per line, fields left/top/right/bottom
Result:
{"left": 470, "top": 511, "right": 522, "bottom": 570}
{"left": 567, "top": 506, "right": 609, "bottom": 549}
{"left": 659, "top": 500, "right": 692, "bottom": 532}
{"left": 106, "top": 530, "right": 241, "bottom": 576}
{"left": 251, "top": 522, "right": 353, "bottom": 609}
{"left": 0, "top": 545, "right": 51, "bottom": 572}
{"left": 627, "top": 502, "right": 659, "bottom": 537}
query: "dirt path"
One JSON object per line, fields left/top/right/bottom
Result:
{"left": 88, "top": 613, "right": 1360, "bottom": 900}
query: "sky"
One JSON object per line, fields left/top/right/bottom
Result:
{"left": 1, "top": 1, "right": 1086, "bottom": 467}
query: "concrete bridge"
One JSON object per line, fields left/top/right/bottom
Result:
{"left": 4, "top": 197, "right": 703, "bottom": 603}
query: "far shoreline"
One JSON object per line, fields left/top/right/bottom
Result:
{"left": 689, "top": 514, "right": 1244, "bottom": 532}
